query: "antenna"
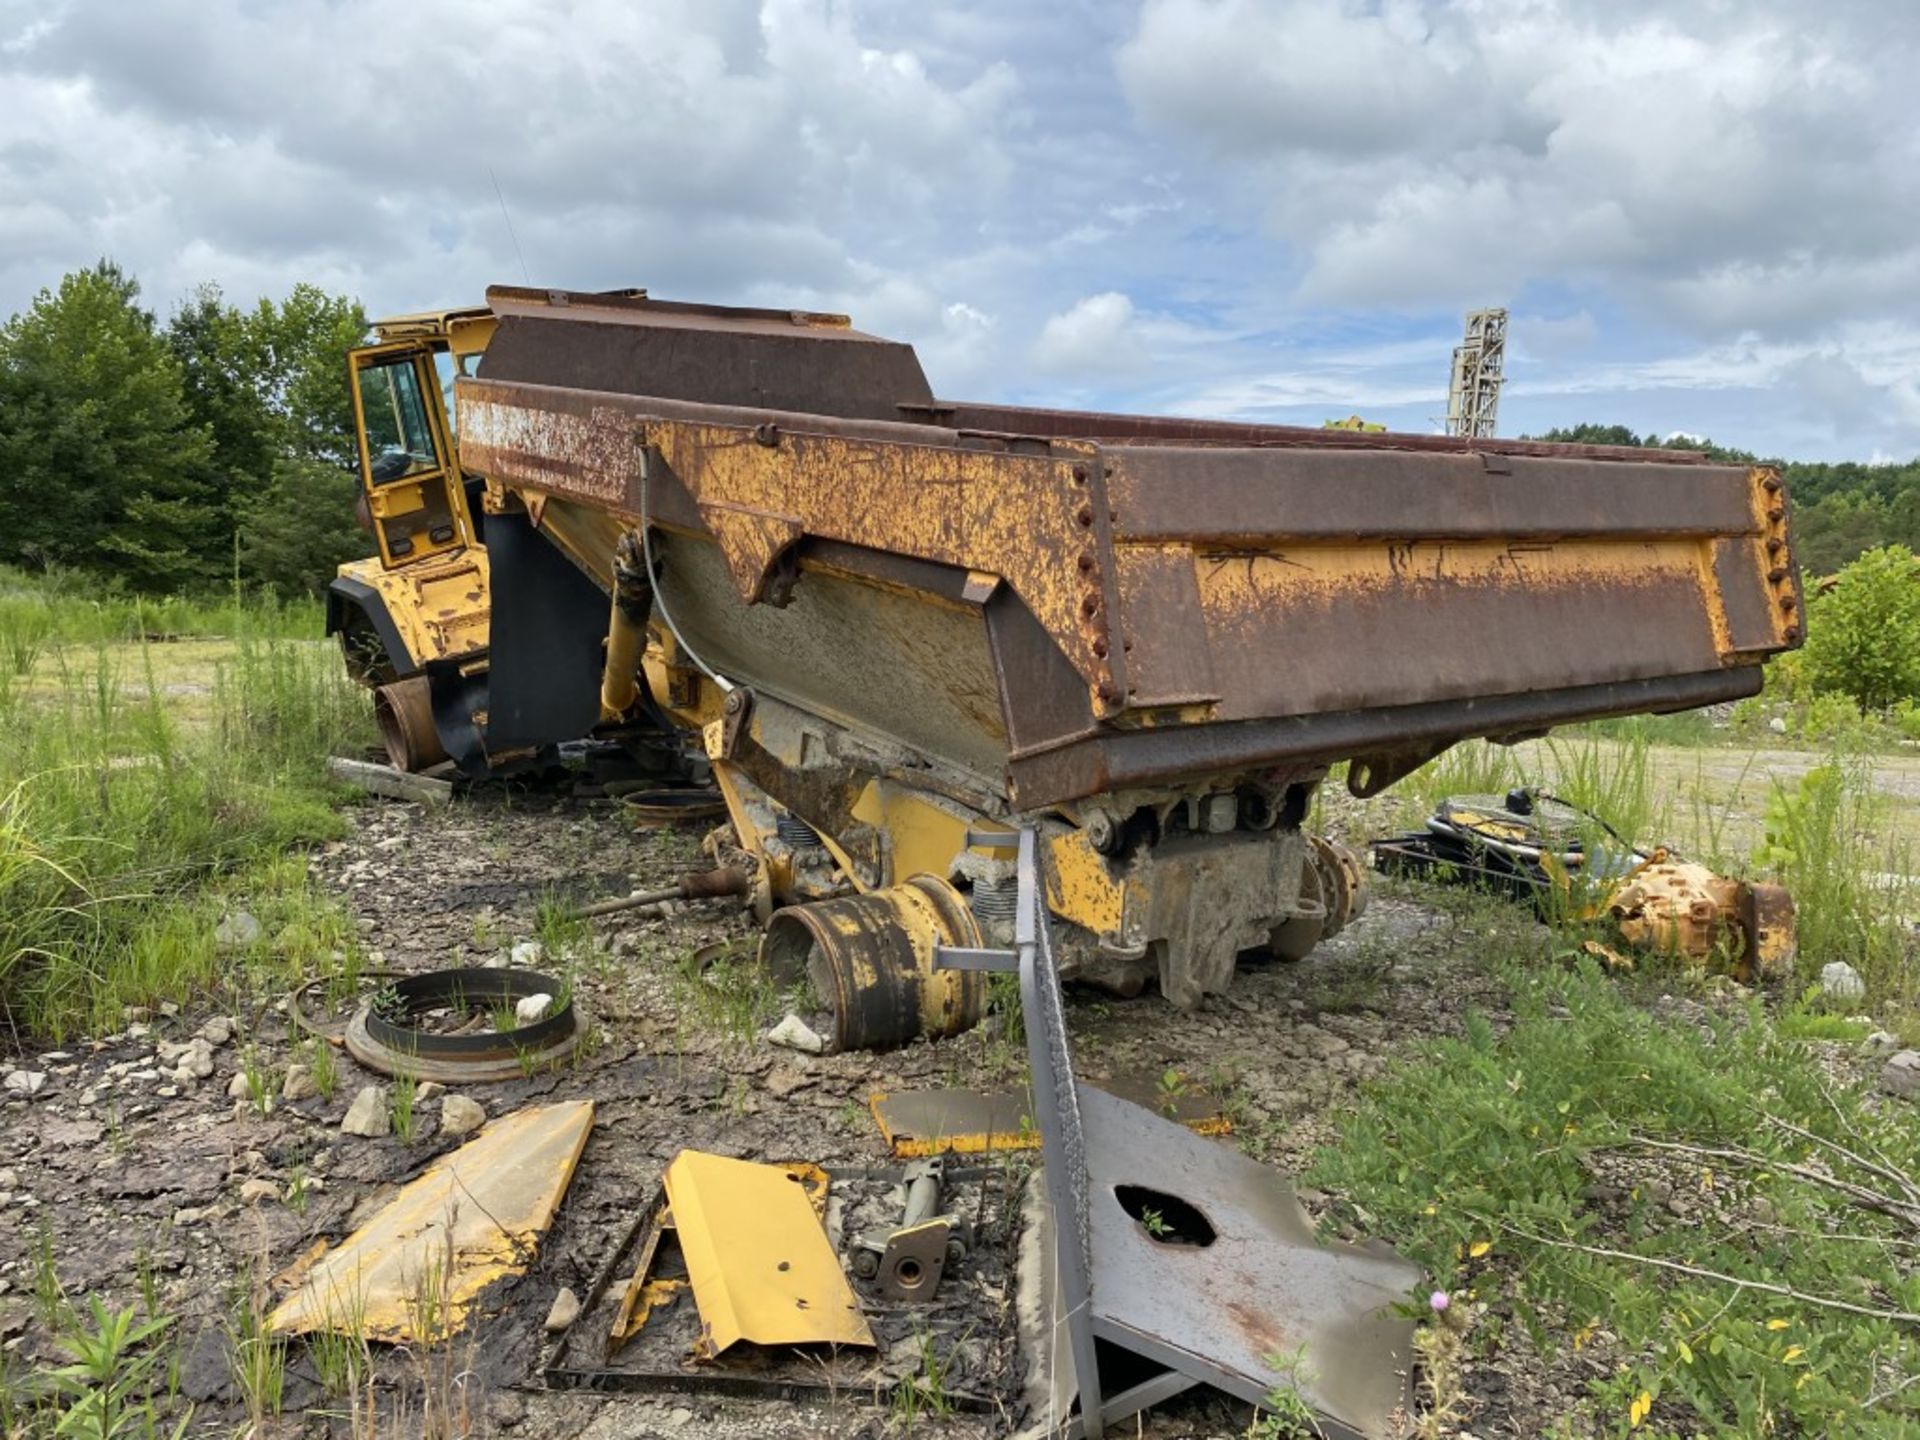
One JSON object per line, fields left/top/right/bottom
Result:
{"left": 489, "top": 166, "right": 532, "bottom": 285}
{"left": 1445, "top": 308, "right": 1507, "bottom": 438}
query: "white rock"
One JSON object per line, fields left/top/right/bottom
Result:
{"left": 440, "top": 1095, "right": 487, "bottom": 1139}
{"left": 415, "top": 1081, "right": 444, "bottom": 1101}
{"left": 515, "top": 993, "right": 554, "bottom": 1025}
{"left": 227, "top": 1073, "right": 253, "bottom": 1100}
{"left": 1881, "top": 1050, "right": 1920, "bottom": 1099}
{"left": 214, "top": 911, "right": 263, "bottom": 949}
{"left": 1861, "top": 1030, "right": 1901, "bottom": 1057}
{"left": 544, "top": 1287, "right": 581, "bottom": 1333}
{"left": 3, "top": 1072, "right": 46, "bottom": 1098}
{"left": 1820, "top": 961, "right": 1867, "bottom": 1001}
{"left": 281, "top": 1065, "right": 316, "bottom": 1102}
{"left": 197, "top": 1017, "right": 235, "bottom": 1047}
{"left": 121, "top": 1006, "right": 151, "bottom": 1025}
{"left": 238, "top": 1179, "right": 279, "bottom": 1206}
{"left": 509, "top": 940, "right": 544, "bottom": 969}
{"left": 1768, "top": 716, "right": 1789, "bottom": 735}
{"left": 341, "top": 1085, "right": 391, "bottom": 1138}
{"left": 764, "top": 1013, "right": 827, "bottom": 1055}
{"left": 0, "top": 1169, "right": 18, "bottom": 1190}
{"left": 178, "top": 1039, "right": 215, "bottom": 1080}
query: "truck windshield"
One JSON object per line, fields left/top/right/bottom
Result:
{"left": 360, "top": 358, "right": 441, "bottom": 483}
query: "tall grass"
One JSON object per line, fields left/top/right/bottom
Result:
{"left": 0, "top": 574, "right": 371, "bottom": 1043}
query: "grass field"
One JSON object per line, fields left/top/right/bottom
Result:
{"left": 0, "top": 566, "right": 373, "bottom": 1042}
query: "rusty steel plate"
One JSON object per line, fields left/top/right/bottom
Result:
{"left": 1078, "top": 1085, "right": 1420, "bottom": 1439}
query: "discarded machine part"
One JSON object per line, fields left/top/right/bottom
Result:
{"left": 985, "top": 829, "right": 1418, "bottom": 1438}
{"left": 869, "top": 1080, "right": 1232, "bottom": 1159}
{"left": 1608, "top": 857, "right": 1797, "bottom": 983}
{"left": 617, "top": 787, "right": 730, "bottom": 826}
{"left": 290, "top": 969, "right": 405, "bottom": 1044}
{"left": 759, "top": 875, "right": 985, "bottom": 1052}
{"left": 850, "top": 1158, "right": 970, "bottom": 1302}
{"left": 546, "top": 1163, "right": 1002, "bottom": 1410}
{"left": 343, "top": 967, "right": 584, "bottom": 1083}
{"left": 372, "top": 675, "right": 449, "bottom": 773}
{"left": 270, "top": 1101, "right": 593, "bottom": 1343}
{"left": 330, "top": 285, "right": 1802, "bottom": 1030}
{"left": 860, "top": 1220, "right": 952, "bottom": 1302}
{"left": 1371, "top": 790, "right": 1797, "bottom": 982}
{"left": 607, "top": 1162, "right": 829, "bottom": 1358}
{"left": 662, "top": 1150, "right": 875, "bottom": 1359}
{"left": 575, "top": 866, "right": 749, "bottom": 919}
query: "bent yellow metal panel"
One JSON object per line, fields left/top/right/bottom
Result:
{"left": 268, "top": 1101, "right": 593, "bottom": 1343}
{"left": 663, "top": 1150, "right": 874, "bottom": 1358}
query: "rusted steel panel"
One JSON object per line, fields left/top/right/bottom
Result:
{"left": 1006, "top": 668, "right": 1760, "bottom": 807}
{"left": 460, "top": 378, "right": 1131, "bottom": 716}
{"left": 1191, "top": 540, "right": 1721, "bottom": 722}
{"left": 1110, "top": 546, "right": 1220, "bottom": 710}
{"left": 479, "top": 286, "right": 933, "bottom": 423}
{"left": 1105, "top": 446, "right": 1757, "bottom": 543}
{"left": 910, "top": 400, "right": 1720, "bottom": 464}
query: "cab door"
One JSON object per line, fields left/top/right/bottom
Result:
{"left": 349, "top": 342, "right": 475, "bottom": 569}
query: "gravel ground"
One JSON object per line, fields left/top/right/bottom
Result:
{"left": 0, "top": 783, "right": 1876, "bottom": 1438}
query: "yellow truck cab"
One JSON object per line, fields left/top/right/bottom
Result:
{"left": 325, "top": 305, "right": 495, "bottom": 769}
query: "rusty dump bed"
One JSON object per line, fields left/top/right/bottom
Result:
{"left": 459, "top": 287, "right": 1800, "bottom": 811}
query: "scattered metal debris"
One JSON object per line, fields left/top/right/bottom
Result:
{"left": 545, "top": 1159, "right": 1014, "bottom": 1411}
{"left": 869, "top": 1079, "right": 1231, "bottom": 1159}
{"left": 663, "top": 1150, "right": 874, "bottom": 1358}
{"left": 1371, "top": 789, "right": 1795, "bottom": 981}
{"left": 575, "top": 866, "right": 749, "bottom": 919}
{"left": 850, "top": 1158, "right": 969, "bottom": 1302}
{"left": 342, "top": 966, "right": 586, "bottom": 1082}
{"left": 269, "top": 1101, "right": 594, "bottom": 1343}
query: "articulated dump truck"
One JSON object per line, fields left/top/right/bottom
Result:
{"left": 328, "top": 287, "right": 1802, "bottom": 1051}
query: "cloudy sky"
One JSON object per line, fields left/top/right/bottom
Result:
{"left": 3, "top": 0, "right": 1917, "bottom": 459}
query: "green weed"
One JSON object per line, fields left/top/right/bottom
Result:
{"left": 44, "top": 1295, "right": 186, "bottom": 1440}
{"left": 390, "top": 1070, "right": 419, "bottom": 1144}
{"left": 1310, "top": 957, "right": 1920, "bottom": 1437}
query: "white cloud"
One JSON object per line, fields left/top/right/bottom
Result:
{"left": 1031, "top": 292, "right": 1151, "bottom": 377}
{"left": 1117, "top": 0, "right": 1920, "bottom": 333}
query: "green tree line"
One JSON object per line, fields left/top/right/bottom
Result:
{"left": 1527, "top": 423, "right": 1920, "bottom": 577}
{"left": 0, "top": 260, "right": 373, "bottom": 595}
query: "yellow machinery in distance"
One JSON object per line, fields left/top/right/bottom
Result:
{"left": 327, "top": 286, "right": 1804, "bottom": 1051}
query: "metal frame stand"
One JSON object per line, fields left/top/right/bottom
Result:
{"left": 942, "top": 829, "right": 1419, "bottom": 1439}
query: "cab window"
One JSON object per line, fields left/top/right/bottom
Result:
{"left": 359, "top": 358, "right": 442, "bottom": 483}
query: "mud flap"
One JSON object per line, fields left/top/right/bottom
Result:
{"left": 483, "top": 510, "right": 607, "bottom": 753}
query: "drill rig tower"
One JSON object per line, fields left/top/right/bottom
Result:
{"left": 1446, "top": 307, "right": 1507, "bottom": 437}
